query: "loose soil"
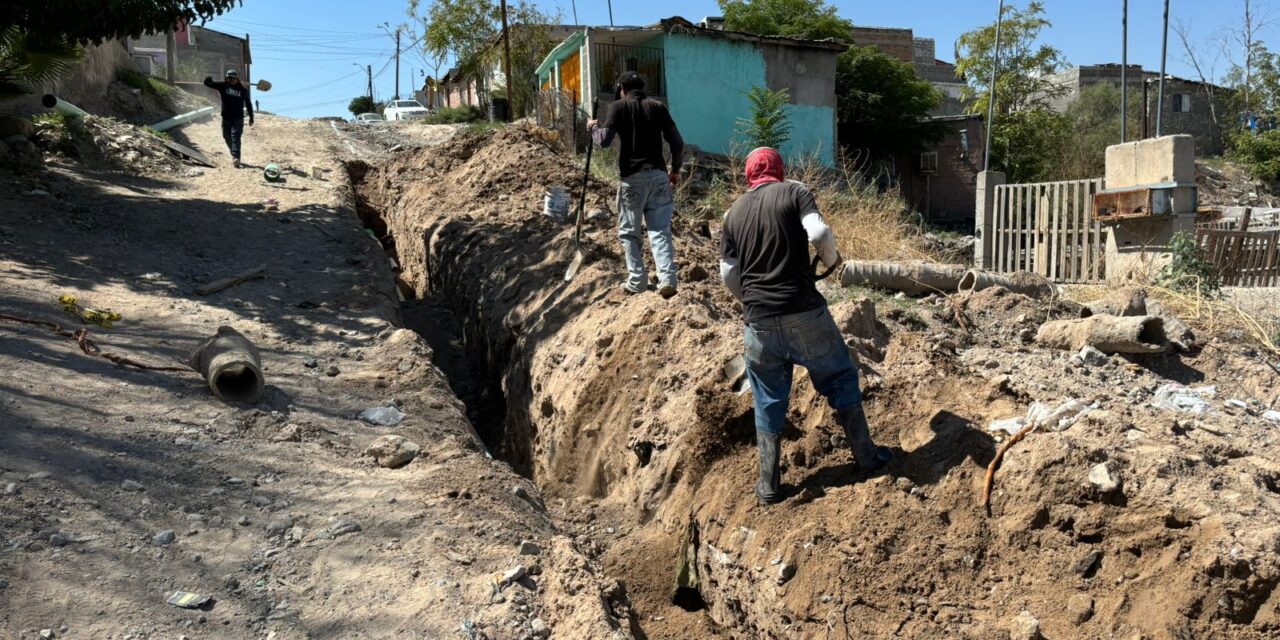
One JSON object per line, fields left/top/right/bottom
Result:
{"left": 0, "top": 115, "right": 626, "bottom": 639}
{"left": 355, "top": 124, "right": 1280, "bottom": 640}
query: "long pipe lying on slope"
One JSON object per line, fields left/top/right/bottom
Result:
{"left": 151, "top": 106, "right": 216, "bottom": 133}
{"left": 41, "top": 94, "right": 88, "bottom": 118}
{"left": 839, "top": 261, "right": 969, "bottom": 296}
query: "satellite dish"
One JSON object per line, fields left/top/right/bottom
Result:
{"left": 254, "top": 79, "right": 272, "bottom": 92}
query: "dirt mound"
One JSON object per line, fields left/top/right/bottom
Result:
{"left": 355, "top": 125, "right": 1280, "bottom": 639}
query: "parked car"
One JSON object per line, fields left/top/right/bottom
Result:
{"left": 383, "top": 100, "right": 429, "bottom": 121}
{"left": 354, "top": 113, "right": 385, "bottom": 125}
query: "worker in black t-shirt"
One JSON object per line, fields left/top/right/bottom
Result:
{"left": 204, "top": 70, "right": 254, "bottom": 168}
{"left": 587, "top": 71, "right": 684, "bottom": 299}
{"left": 720, "top": 147, "right": 893, "bottom": 505}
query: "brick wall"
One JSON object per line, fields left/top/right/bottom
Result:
{"left": 850, "top": 26, "right": 915, "bottom": 63}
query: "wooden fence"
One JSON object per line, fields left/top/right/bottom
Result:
{"left": 1197, "top": 209, "right": 1280, "bottom": 286}
{"left": 991, "top": 178, "right": 1107, "bottom": 282}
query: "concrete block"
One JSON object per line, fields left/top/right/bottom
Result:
{"left": 1105, "top": 135, "right": 1195, "bottom": 188}
{"left": 1104, "top": 214, "right": 1197, "bottom": 282}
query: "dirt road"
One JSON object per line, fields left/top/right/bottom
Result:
{"left": 0, "top": 116, "right": 624, "bottom": 639}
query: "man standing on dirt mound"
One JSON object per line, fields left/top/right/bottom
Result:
{"left": 204, "top": 70, "right": 254, "bottom": 168}
{"left": 587, "top": 71, "right": 684, "bottom": 298}
{"left": 720, "top": 147, "right": 894, "bottom": 505}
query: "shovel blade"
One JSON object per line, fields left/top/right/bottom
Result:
{"left": 563, "top": 249, "right": 585, "bottom": 282}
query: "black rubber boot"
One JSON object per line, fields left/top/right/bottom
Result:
{"left": 836, "top": 404, "right": 893, "bottom": 472}
{"left": 755, "top": 431, "right": 783, "bottom": 505}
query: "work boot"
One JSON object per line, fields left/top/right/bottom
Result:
{"left": 658, "top": 284, "right": 677, "bottom": 299}
{"left": 836, "top": 404, "right": 893, "bottom": 472}
{"left": 755, "top": 431, "right": 784, "bottom": 505}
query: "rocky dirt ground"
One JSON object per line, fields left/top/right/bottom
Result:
{"left": 354, "top": 124, "right": 1280, "bottom": 640}
{"left": 6, "top": 102, "right": 1280, "bottom": 640}
{"left": 0, "top": 115, "right": 626, "bottom": 639}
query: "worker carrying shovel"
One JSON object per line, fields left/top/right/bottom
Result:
{"left": 204, "top": 70, "right": 254, "bottom": 168}
{"left": 720, "top": 147, "right": 893, "bottom": 505}
{"left": 587, "top": 71, "right": 684, "bottom": 299}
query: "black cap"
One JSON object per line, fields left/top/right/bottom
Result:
{"left": 616, "top": 71, "right": 645, "bottom": 91}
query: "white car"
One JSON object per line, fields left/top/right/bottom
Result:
{"left": 383, "top": 100, "right": 429, "bottom": 121}
{"left": 355, "top": 112, "right": 385, "bottom": 125}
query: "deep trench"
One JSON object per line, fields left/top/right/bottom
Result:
{"left": 347, "top": 161, "right": 716, "bottom": 632}
{"left": 348, "top": 161, "right": 516, "bottom": 465}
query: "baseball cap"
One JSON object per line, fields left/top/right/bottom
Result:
{"left": 616, "top": 71, "right": 644, "bottom": 90}
{"left": 225, "top": 69, "right": 239, "bottom": 78}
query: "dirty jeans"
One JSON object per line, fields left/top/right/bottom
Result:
{"left": 617, "top": 168, "right": 677, "bottom": 291}
{"left": 221, "top": 116, "right": 244, "bottom": 161}
{"left": 744, "top": 306, "right": 861, "bottom": 435}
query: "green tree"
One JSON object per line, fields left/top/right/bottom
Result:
{"left": 721, "top": 0, "right": 940, "bottom": 159}
{"left": 737, "top": 87, "right": 792, "bottom": 149}
{"left": 349, "top": 95, "right": 375, "bottom": 116}
{"left": 408, "top": 0, "right": 557, "bottom": 115}
{"left": 836, "top": 45, "right": 943, "bottom": 156}
{"left": 0, "top": 26, "right": 81, "bottom": 100}
{"left": 718, "top": 0, "right": 851, "bottom": 41}
{"left": 2, "top": 0, "right": 242, "bottom": 44}
{"left": 955, "top": 1, "right": 1068, "bottom": 182}
{"left": 954, "top": 1, "right": 1065, "bottom": 115}
{"left": 992, "top": 109, "right": 1069, "bottom": 182}
{"left": 1055, "top": 83, "right": 1143, "bottom": 179}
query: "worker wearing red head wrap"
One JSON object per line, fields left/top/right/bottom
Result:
{"left": 720, "top": 147, "right": 893, "bottom": 505}
{"left": 744, "top": 147, "right": 785, "bottom": 189}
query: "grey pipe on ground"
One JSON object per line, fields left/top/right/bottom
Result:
{"left": 1076, "top": 288, "right": 1194, "bottom": 351}
{"left": 958, "top": 269, "right": 1054, "bottom": 298}
{"left": 839, "top": 261, "right": 968, "bottom": 296}
{"left": 42, "top": 94, "right": 88, "bottom": 118}
{"left": 151, "top": 106, "right": 216, "bottom": 133}
{"left": 1036, "top": 315, "right": 1168, "bottom": 354}
{"left": 188, "top": 326, "right": 265, "bottom": 403}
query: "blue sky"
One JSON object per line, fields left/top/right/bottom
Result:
{"left": 205, "top": 0, "right": 1257, "bottom": 118}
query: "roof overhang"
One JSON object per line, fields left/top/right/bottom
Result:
{"left": 535, "top": 29, "right": 587, "bottom": 77}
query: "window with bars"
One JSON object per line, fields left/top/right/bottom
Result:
{"left": 591, "top": 43, "right": 665, "bottom": 97}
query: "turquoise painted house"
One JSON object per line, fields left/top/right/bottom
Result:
{"left": 535, "top": 17, "right": 847, "bottom": 166}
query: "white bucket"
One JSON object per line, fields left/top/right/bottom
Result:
{"left": 543, "top": 186, "right": 570, "bottom": 220}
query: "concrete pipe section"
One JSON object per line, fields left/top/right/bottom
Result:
{"left": 188, "top": 325, "right": 265, "bottom": 403}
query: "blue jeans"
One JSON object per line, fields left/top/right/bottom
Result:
{"left": 618, "top": 169, "right": 677, "bottom": 290}
{"left": 221, "top": 116, "right": 243, "bottom": 161}
{"left": 744, "top": 306, "right": 861, "bottom": 435}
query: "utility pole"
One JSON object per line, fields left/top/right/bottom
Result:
{"left": 1121, "top": 0, "right": 1128, "bottom": 142}
{"left": 607, "top": 0, "right": 614, "bottom": 27}
{"left": 501, "top": 0, "right": 514, "bottom": 119}
{"left": 1156, "top": 0, "right": 1170, "bottom": 136}
{"left": 368, "top": 64, "right": 373, "bottom": 103}
{"left": 395, "top": 30, "right": 401, "bottom": 99}
{"left": 983, "top": 0, "right": 1004, "bottom": 172}
{"left": 165, "top": 29, "right": 177, "bottom": 82}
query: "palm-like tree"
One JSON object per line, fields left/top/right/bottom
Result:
{"left": 0, "top": 26, "right": 82, "bottom": 101}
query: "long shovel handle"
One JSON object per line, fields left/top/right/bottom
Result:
{"left": 573, "top": 98, "right": 601, "bottom": 246}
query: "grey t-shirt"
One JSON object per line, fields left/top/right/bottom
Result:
{"left": 721, "top": 181, "right": 826, "bottom": 323}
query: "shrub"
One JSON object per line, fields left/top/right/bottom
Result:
{"left": 736, "top": 87, "right": 792, "bottom": 151}
{"left": 1157, "top": 229, "right": 1220, "bottom": 294}
{"left": 117, "top": 68, "right": 179, "bottom": 107}
{"left": 1228, "top": 129, "right": 1280, "bottom": 183}
{"left": 422, "top": 105, "right": 484, "bottom": 124}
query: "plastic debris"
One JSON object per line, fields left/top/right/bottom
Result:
{"left": 988, "top": 399, "right": 1097, "bottom": 435}
{"left": 360, "top": 405, "right": 405, "bottom": 426}
{"left": 1264, "top": 410, "right": 1280, "bottom": 425}
{"left": 1151, "top": 384, "right": 1217, "bottom": 415}
{"left": 167, "top": 590, "right": 212, "bottom": 609}
{"left": 59, "top": 293, "right": 122, "bottom": 328}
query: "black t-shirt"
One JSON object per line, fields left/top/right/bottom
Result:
{"left": 604, "top": 91, "right": 674, "bottom": 178}
{"left": 205, "top": 78, "right": 253, "bottom": 119}
{"left": 721, "top": 181, "right": 826, "bottom": 323}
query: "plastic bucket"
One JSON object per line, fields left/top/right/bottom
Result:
{"left": 543, "top": 186, "right": 570, "bottom": 220}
